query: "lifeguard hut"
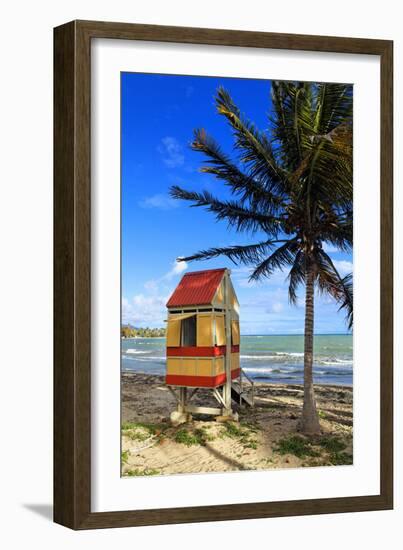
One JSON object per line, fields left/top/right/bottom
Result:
{"left": 165, "top": 268, "right": 254, "bottom": 424}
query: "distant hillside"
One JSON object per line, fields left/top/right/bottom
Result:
{"left": 121, "top": 325, "right": 166, "bottom": 338}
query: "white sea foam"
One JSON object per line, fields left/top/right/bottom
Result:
{"left": 240, "top": 352, "right": 304, "bottom": 361}
{"left": 275, "top": 352, "right": 304, "bottom": 357}
{"left": 242, "top": 367, "right": 275, "bottom": 374}
{"left": 322, "top": 359, "right": 353, "bottom": 366}
{"left": 125, "top": 349, "right": 151, "bottom": 355}
{"left": 243, "top": 366, "right": 303, "bottom": 374}
{"left": 240, "top": 354, "right": 281, "bottom": 360}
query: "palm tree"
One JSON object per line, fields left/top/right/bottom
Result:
{"left": 170, "top": 82, "right": 353, "bottom": 434}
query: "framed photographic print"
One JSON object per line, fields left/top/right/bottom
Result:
{"left": 54, "top": 20, "right": 393, "bottom": 529}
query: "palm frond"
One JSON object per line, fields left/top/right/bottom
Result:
{"left": 191, "top": 128, "right": 285, "bottom": 214}
{"left": 177, "top": 239, "right": 287, "bottom": 264}
{"left": 314, "top": 83, "right": 353, "bottom": 135}
{"left": 249, "top": 239, "right": 299, "bottom": 281}
{"left": 214, "top": 87, "right": 287, "bottom": 196}
{"left": 315, "top": 249, "right": 353, "bottom": 329}
{"left": 270, "top": 81, "right": 315, "bottom": 170}
{"left": 337, "top": 273, "right": 353, "bottom": 330}
{"left": 170, "top": 185, "right": 282, "bottom": 235}
{"left": 287, "top": 250, "right": 306, "bottom": 304}
{"left": 320, "top": 220, "right": 353, "bottom": 252}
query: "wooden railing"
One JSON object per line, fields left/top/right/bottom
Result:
{"left": 238, "top": 368, "right": 255, "bottom": 407}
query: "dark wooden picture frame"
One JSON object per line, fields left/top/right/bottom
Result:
{"left": 54, "top": 20, "right": 393, "bottom": 530}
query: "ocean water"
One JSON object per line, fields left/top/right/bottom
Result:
{"left": 121, "top": 334, "right": 353, "bottom": 386}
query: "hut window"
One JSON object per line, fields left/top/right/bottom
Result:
{"left": 167, "top": 313, "right": 195, "bottom": 347}
{"left": 231, "top": 320, "right": 240, "bottom": 346}
{"left": 166, "top": 318, "right": 181, "bottom": 347}
{"left": 197, "top": 313, "right": 214, "bottom": 346}
{"left": 181, "top": 315, "right": 197, "bottom": 347}
{"left": 215, "top": 315, "right": 226, "bottom": 346}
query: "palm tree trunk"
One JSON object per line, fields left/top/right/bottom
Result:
{"left": 299, "top": 262, "right": 321, "bottom": 434}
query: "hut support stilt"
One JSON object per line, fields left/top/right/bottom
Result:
{"left": 222, "top": 271, "right": 235, "bottom": 418}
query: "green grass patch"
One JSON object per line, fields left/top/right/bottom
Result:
{"left": 243, "top": 440, "right": 258, "bottom": 450}
{"left": 239, "top": 420, "right": 260, "bottom": 433}
{"left": 221, "top": 422, "right": 259, "bottom": 449}
{"left": 126, "top": 468, "right": 160, "bottom": 477}
{"left": 275, "top": 435, "right": 352, "bottom": 465}
{"left": 122, "top": 422, "right": 166, "bottom": 443}
{"left": 328, "top": 451, "right": 353, "bottom": 466}
{"left": 223, "top": 422, "right": 244, "bottom": 439}
{"left": 172, "top": 422, "right": 260, "bottom": 450}
{"left": 126, "top": 430, "right": 150, "bottom": 442}
{"left": 274, "top": 435, "right": 320, "bottom": 459}
{"left": 121, "top": 450, "right": 130, "bottom": 464}
{"left": 318, "top": 436, "right": 346, "bottom": 453}
{"left": 174, "top": 427, "right": 211, "bottom": 447}
{"left": 317, "top": 436, "right": 352, "bottom": 466}
{"left": 199, "top": 427, "right": 216, "bottom": 442}
{"left": 121, "top": 421, "right": 165, "bottom": 434}
{"left": 318, "top": 410, "right": 327, "bottom": 419}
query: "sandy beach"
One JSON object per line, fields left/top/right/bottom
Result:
{"left": 121, "top": 372, "right": 353, "bottom": 476}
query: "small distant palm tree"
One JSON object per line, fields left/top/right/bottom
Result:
{"left": 171, "top": 82, "right": 353, "bottom": 434}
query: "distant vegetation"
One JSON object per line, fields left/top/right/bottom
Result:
{"left": 121, "top": 325, "right": 166, "bottom": 338}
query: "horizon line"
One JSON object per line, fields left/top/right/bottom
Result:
{"left": 241, "top": 332, "right": 352, "bottom": 336}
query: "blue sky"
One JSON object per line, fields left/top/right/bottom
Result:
{"left": 121, "top": 72, "right": 353, "bottom": 335}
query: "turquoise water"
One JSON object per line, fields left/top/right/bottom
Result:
{"left": 121, "top": 334, "right": 352, "bottom": 386}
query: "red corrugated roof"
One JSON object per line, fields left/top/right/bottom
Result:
{"left": 166, "top": 268, "right": 226, "bottom": 308}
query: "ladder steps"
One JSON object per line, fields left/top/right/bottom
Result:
{"left": 231, "top": 384, "right": 253, "bottom": 407}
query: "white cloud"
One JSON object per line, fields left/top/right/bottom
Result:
{"left": 123, "top": 260, "right": 189, "bottom": 327}
{"left": 231, "top": 267, "right": 259, "bottom": 288}
{"left": 144, "top": 260, "right": 188, "bottom": 289}
{"left": 165, "top": 260, "right": 188, "bottom": 279}
{"left": 231, "top": 265, "right": 288, "bottom": 289}
{"left": 269, "top": 302, "right": 284, "bottom": 314}
{"left": 143, "top": 279, "right": 158, "bottom": 291}
{"left": 138, "top": 193, "right": 179, "bottom": 210}
{"left": 122, "top": 294, "right": 168, "bottom": 327}
{"left": 332, "top": 259, "right": 353, "bottom": 276}
{"left": 158, "top": 136, "right": 184, "bottom": 168}
{"left": 322, "top": 242, "right": 339, "bottom": 253}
